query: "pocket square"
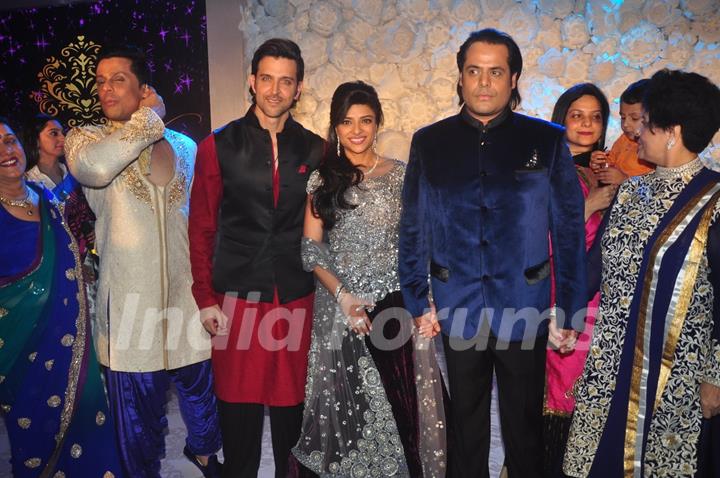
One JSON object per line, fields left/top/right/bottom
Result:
{"left": 522, "top": 148, "right": 540, "bottom": 169}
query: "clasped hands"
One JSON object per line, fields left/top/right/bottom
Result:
{"left": 548, "top": 317, "right": 579, "bottom": 354}
{"left": 414, "top": 303, "right": 441, "bottom": 339}
{"left": 341, "top": 294, "right": 440, "bottom": 339}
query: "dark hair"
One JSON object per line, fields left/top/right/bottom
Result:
{"left": 643, "top": 69, "right": 720, "bottom": 154}
{"left": 620, "top": 79, "right": 649, "bottom": 105}
{"left": 249, "top": 38, "right": 304, "bottom": 102}
{"left": 22, "top": 114, "right": 62, "bottom": 170}
{"left": 551, "top": 83, "right": 610, "bottom": 151}
{"left": 456, "top": 28, "right": 523, "bottom": 109}
{"left": 97, "top": 44, "right": 151, "bottom": 86}
{"left": 0, "top": 115, "right": 17, "bottom": 132}
{"left": 312, "top": 81, "right": 383, "bottom": 230}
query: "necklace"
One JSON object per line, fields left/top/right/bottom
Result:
{"left": 364, "top": 154, "right": 379, "bottom": 176}
{"left": 0, "top": 185, "right": 34, "bottom": 216}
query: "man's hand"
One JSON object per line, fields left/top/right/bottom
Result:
{"left": 140, "top": 85, "right": 166, "bottom": 119}
{"left": 200, "top": 305, "right": 229, "bottom": 336}
{"left": 700, "top": 382, "right": 720, "bottom": 419}
{"left": 414, "top": 303, "right": 440, "bottom": 339}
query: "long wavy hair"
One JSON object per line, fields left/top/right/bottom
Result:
{"left": 551, "top": 82, "right": 610, "bottom": 150}
{"left": 312, "top": 81, "right": 384, "bottom": 230}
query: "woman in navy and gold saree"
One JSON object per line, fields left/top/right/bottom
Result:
{"left": 564, "top": 71, "right": 720, "bottom": 477}
{"left": 0, "top": 118, "right": 122, "bottom": 477}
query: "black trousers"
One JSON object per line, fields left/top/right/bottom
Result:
{"left": 218, "top": 400, "right": 303, "bottom": 478}
{"left": 443, "top": 333, "right": 547, "bottom": 478}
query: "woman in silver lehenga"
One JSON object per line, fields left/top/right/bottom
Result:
{"left": 291, "top": 81, "right": 448, "bottom": 477}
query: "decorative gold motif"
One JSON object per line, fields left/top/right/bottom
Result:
{"left": 33, "top": 35, "right": 103, "bottom": 127}
{"left": 45, "top": 359, "right": 55, "bottom": 371}
{"left": 17, "top": 417, "right": 31, "bottom": 429}
{"left": 0, "top": 307, "right": 7, "bottom": 318}
{"left": 120, "top": 164, "right": 153, "bottom": 209}
{"left": 0, "top": 375, "right": 4, "bottom": 384}
{"left": 65, "top": 268, "right": 76, "bottom": 281}
{"left": 1, "top": 404, "right": 10, "bottom": 413}
{"left": 167, "top": 169, "right": 188, "bottom": 209}
{"left": 61, "top": 334, "right": 74, "bottom": 347}
{"left": 63, "top": 298, "right": 68, "bottom": 306}
{"left": 47, "top": 395, "right": 62, "bottom": 408}
{"left": 55, "top": 210, "right": 89, "bottom": 454}
{"left": 70, "top": 443, "right": 82, "bottom": 458}
{"left": 103, "top": 472, "right": 115, "bottom": 478}
{"left": 53, "top": 472, "right": 66, "bottom": 478}
{"left": 24, "top": 457, "right": 41, "bottom": 468}
{"left": 96, "top": 411, "right": 106, "bottom": 426}
{"left": 28, "top": 352, "right": 37, "bottom": 362}
{"left": 0, "top": 337, "right": 4, "bottom": 349}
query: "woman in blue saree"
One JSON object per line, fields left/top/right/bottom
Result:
{"left": 0, "top": 117, "right": 122, "bottom": 477}
{"left": 563, "top": 70, "right": 720, "bottom": 477}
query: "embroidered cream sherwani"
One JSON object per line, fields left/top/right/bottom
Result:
{"left": 65, "top": 107, "right": 210, "bottom": 372}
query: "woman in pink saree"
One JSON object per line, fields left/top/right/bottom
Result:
{"left": 544, "top": 83, "right": 617, "bottom": 477}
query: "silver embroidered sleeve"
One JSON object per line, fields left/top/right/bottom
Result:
{"left": 301, "top": 237, "right": 333, "bottom": 273}
{"left": 65, "top": 107, "right": 165, "bottom": 188}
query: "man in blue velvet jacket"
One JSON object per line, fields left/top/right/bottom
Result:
{"left": 399, "top": 29, "right": 586, "bottom": 478}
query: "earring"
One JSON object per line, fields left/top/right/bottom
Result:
{"left": 336, "top": 138, "right": 341, "bottom": 157}
{"left": 666, "top": 135, "right": 676, "bottom": 151}
{"left": 372, "top": 135, "right": 378, "bottom": 153}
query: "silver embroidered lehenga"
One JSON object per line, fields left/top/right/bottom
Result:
{"left": 292, "top": 160, "right": 448, "bottom": 477}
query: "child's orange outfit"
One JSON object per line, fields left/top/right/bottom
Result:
{"left": 607, "top": 134, "right": 654, "bottom": 176}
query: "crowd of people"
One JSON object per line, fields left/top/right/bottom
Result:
{"left": 1, "top": 26, "right": 719, "bottom": 478}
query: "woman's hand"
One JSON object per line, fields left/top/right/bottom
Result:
{"left": 595, "top": 166, "right": 627, "bottom": 186}
{"left": 585, "top": 185, "right": 617, "bottom": 220}
{"left": 339, "top": 292, "right": 374, "bottom": 336}
{"left": 589, "top": 150, "right": 609, "bottom": 173}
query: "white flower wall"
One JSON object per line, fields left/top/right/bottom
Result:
{"left": 239, "top": 0, "right": 720, "bottom": 164}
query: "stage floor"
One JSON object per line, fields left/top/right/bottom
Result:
{"left": 0, "top": 338, "right": 506, "bottom": 477}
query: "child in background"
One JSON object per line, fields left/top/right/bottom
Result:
{"left": 591, "top": 79, "right": 655, "bottom": 184}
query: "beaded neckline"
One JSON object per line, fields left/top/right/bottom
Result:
{"left": 654, "top": 157, "right": 703, "bottom": 180}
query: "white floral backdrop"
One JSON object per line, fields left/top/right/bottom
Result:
{"left": 238, "top": 0, "right": 720, "bottom": 165}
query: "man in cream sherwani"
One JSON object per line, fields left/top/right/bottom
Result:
{"left": 65, "top": 45, "right": 221, "bottom": 478}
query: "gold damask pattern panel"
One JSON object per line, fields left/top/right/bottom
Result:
{"left": 33, "top": 35, "right": 103, "bottom": 128}
{"left": 120, "top": 164, "right": 154, "bottom": 210}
